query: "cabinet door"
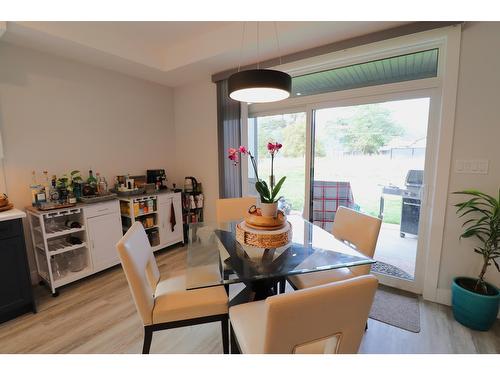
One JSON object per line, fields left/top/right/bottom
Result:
{"left": 87, "top": 213, "right": 123, "bottom": 272}
{"left": 158, "top": 200, "right": 172, "bottom": 247}
{"left": 159, "top": 196, "right": 183, "bottom": 246}
{"left": 0, "top": 236, "right": 32, "bottom": 315}
{"left": 172, "top": 194, "right": 183, "bottom": 241}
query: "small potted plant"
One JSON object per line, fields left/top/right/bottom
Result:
{"left": 452, "top": 189, "right": 499, "bottom": 331}
{"left": 228, "top": 143, "right": 286, "bottom": 217}
{"left": 56, "top": 174, "right": 70, "bottom": 202}
{"left": 70, "top": 170, "right": 83, "bottom": 199}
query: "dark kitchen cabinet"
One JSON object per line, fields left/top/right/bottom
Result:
{"left": 0, "top": 218, "right": 36, "bottom": 324}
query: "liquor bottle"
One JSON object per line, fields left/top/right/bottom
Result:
{"left": 30, "top": 171, "right": 46, "bottom": 205}
{"left": 29, "top": 171, "right": 39, "bottom": 206}
{"left": 87, "top": 169, "right": 97, "bottom": 194}
{"left": 49, "top": 175, "right": 59, "bottom": 202}
{"left": 42, "top": 171, "right": 50, "bottom": 202}
{"left": 95, "top": 172, "right": 102, "bottom": 195}
{"left": 99, "top": 176, "right": 108, "bottom": 194}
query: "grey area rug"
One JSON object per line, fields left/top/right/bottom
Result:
{"left": 369, "top": 285, "right": 421, "bottom": 333}
{"left": 371, "top": 261, "right": 413, "bottom": 280}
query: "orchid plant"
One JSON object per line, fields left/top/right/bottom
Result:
{"left": 228, "top": 142, "right": 286, "bottom": 204}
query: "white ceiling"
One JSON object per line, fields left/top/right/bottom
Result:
{"left": 0, "top": 21, "right": 407, "bottom": 87}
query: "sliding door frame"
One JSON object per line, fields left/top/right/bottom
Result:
{"left": 242, "top": 25, "right": 461, "bottom": 300}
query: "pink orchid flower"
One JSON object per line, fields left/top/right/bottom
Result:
{"left": 267, "top": 142, "right": 283, "bottom": 155}
{"left": 239, "top": 145, "right": 248, "bottom": 154}
{"left": 228, "top": 148, "right": 239, "bottom": 165}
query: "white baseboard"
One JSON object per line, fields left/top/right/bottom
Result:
{"left": 436, "top": 287, "right": 500, "bottom": 319}
{"left": 435, "top": 288, "right": 452, "bottom": 306}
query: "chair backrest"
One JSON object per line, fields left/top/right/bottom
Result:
{"left": 332, "top": 206, "right": 381, "bottom": 258}
{"left": 215, "top": 196, "right": 257, "bottom": 223}
{"left": 263, "top": 275, "right": 378, "bottom": 354}
{"left": 116, "top": 222, "right": 161, "bottom": 326}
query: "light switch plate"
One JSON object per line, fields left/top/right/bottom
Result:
{"left": 455, "top": 159, "right": 489, "bottom": 174}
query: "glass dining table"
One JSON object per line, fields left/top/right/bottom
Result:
{"left": 186, "top": 215, "right": 375, "bottom": 305}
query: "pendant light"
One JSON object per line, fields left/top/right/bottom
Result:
{"left": 228, "top": 22, "right": 291, "bottom": 103}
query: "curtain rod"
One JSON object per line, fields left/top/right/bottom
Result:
{"left": 212, "top": 21, "right": 462, "bottom": 83}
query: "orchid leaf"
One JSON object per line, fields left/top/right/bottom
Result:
{"left": 271, "top": 176, "right": 286, "bottom": 202}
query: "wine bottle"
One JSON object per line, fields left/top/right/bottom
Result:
{"left": 87, "top": 169, "right": 97, "bottom": 194}
{"left": 65, "top": 220, "right": 81, "bottom": 229}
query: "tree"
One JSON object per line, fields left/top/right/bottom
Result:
{"left": 282, "top": 117, "right": 326, "bottom": 157}
{"left": 338, "top": 104, "right": 404, "bottom": 154}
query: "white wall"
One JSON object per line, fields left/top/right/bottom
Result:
{"left": 436, "top": 22, "right": 500, "bottom": 298}
{"left": 172, "top": 79, "right": 219, "bottom": 222}
{"left": 0, "top": 42, "right": 176, "bottom": 276}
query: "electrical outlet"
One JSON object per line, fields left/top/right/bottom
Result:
{"left": 455, "top": 159, "right": 489, "bottom": 174}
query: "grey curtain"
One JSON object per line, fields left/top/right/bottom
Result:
{"left": 216, "top": 79, "right": 242, "bottom": 198}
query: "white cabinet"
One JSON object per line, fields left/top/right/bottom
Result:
{"left": 158, "top": 193, "right": 183, "bottom": 247}
{"left": 84, "top": 201, "right": 122, "bottom": 273}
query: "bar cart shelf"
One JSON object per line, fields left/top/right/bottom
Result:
{"left": 27, "top": 206, "right": 92, "bottom": 296}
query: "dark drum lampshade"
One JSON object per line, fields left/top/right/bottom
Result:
{"left": 228, "top": 69, "right": 292, "bottom": 103}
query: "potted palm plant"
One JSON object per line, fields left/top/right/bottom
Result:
{"left": 452, "top": 189, "right": 500, "bottom": 331}
{"left": 228, "top": 143, "right": 286, "bottom": 217}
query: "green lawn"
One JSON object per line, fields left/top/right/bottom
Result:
{"left": 256, "top": 156, "right": 404, "bottom": 224}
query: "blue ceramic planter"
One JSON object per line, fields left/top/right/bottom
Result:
{"left": 451, "top": 277, "right": 499, "bottom": 331}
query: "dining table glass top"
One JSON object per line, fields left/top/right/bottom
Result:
{"left": 185, "top": 215, "right": 375, "bottom": 290}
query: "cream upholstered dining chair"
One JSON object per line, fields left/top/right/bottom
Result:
{"left": 215, "top": 196, "right": 257, "bottom": 223}
{"left": 229, "top": 275, "right": 378, "bottom": 354}
{"left": 215, "top": 196, "right": 257, "bottom": 292}
{"left": 287, "top": 206, "right": 382, "bottom": 290}
{"left": 116, "top": 222, "right": 229, "bottom": 354}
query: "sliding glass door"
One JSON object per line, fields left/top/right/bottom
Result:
{"left": 246, "top": 94, "right": 435, "bottom": 292}
{"left": 311, "top": 97, "right": 431, "bottom": 284}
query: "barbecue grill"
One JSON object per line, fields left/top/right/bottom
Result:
{"left": 379, "top": 169, "right": 424, "bottom": 238}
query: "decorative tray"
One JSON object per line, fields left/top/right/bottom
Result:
{"left": 109, "top": 188, "right": 146, "bottom": 197}
{"left": 35, "top": 202, "right": 77, "bottom": 211}
{"left": 236, "top": 221, "right": 292, "bottom": 249}
{"left": 78, "top": 192, "right": 117, "bottom": 203}
{"left": 0, "top": 203, "right": 14, "bottom": 212}
{"left": 244, "top": 208, "right": 287, "bottom": 230}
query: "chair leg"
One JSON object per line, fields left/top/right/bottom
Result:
{"left": 230, "top": 324, "right": 241, "bottom": 354}
{"left": 142, "top": 326, "right": 153, "bottom": 354}
{"left": 221, "top": 317, "right": 229, "bottom": 354}
{"left": 279, "top": 279, "right": 286, "bottom": 294}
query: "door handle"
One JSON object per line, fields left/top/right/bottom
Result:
{"left": 403, "top": 202, "right": 421, "bottom": 207}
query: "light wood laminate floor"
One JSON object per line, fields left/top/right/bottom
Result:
{"left": 0, "top": 246, "right": 498, "bottom": 354}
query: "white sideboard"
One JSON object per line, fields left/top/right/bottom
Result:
{"left": 28, "top": 192, "right": 183, "bottom": 296}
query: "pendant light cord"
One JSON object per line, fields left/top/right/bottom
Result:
{"left": 256, "top": 22, "right": 260, "bottom": 69}
{"left": 237, "top": 22, "right": 246, "bottom": 73}
{"left": 274, "top": 21, "right": 282, "bottom": 66}
{"left": 237, "top": 21, "right": 282, "bottom": 72}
